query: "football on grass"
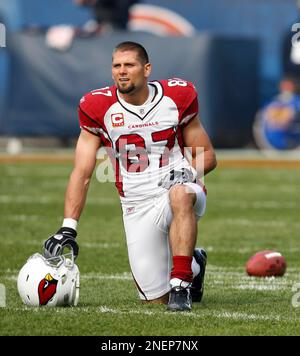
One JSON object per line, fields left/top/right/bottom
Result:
{"left": 246, "top": 250, "right": 287, "bottom": 277}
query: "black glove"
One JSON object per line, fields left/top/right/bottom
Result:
{"left": 44, "top": 227, "right": 79, "bottom": 259}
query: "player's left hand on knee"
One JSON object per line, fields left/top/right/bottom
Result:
{"left": 44, "top": 227, "right": 79, "bottom": 259}
{"left": 158, "top": 167, "right": 197, "bottom": 189}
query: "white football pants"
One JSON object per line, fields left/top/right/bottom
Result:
{"left": 121, "top": 182, "right": 206, "bottom": 300}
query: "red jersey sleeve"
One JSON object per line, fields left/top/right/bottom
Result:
{"left": 78, "top": 85, "right": 117, "bottom": 136}
{"left": 180, "top": 93, "right": 198, "bottom": 126}
{"left": 160, "top": 79, "right": 199, "bottom": 126}
{"left": 78, "top": 93, "right": 102, "bottom": 136}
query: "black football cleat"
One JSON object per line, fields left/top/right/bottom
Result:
{"left": 167, "top": 285, "right": 192, "bottom": 312}
{"left": 191, "top": 248, "right": 207, "bottom": 302}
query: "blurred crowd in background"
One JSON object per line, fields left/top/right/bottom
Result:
{"left": 0, "top": 0, "right": 300, "bottom": 151}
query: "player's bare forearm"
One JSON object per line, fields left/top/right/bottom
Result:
{"left": 64, "top": 170, "right": 91, "bottom": 220}
{"left": 182, "top": 115, "right": 217, "bottom": 177}
{"left": 191, "top": 147, "right": 217, "bottom": 178}
{"left": 64, "top": 129, "right": 101, "bottom": 221}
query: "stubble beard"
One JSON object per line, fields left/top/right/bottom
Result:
{"left": 117, "top": 82, "right": 136, "bottom": 94}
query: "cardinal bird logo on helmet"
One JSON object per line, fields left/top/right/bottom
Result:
{"left": 38, "top": 273, "right": 58, "bottom": 305}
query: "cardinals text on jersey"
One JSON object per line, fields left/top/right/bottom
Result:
{"left": 78, "top": 78, "right": 198, "bottom": 202}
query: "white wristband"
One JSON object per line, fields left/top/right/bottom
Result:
{"left": 62, "top": 218, "right": 78, "bottom": 231}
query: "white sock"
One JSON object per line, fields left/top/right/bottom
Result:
{"left": 170, "top": 278, "right": 191, "bottom": 289}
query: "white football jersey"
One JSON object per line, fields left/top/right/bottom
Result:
{"left": 78, "top": 78, "right": 198, "bottom": 202}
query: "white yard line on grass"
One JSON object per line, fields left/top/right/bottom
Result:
{"left": 1, "top": 215, "right": 43, "bottom": 222}
{"left": 4, "top": 167, "right": 72, "bottom": 177}
{"left": 213, "top": 311, "right": 281, "bottom": 322}
{"left": 217, "top": 201, "right": 298, "bottom": 209}
{"left": 3, "top": 272, "right": 133, "bottom": 282}
{"left": 98, "top": 305, "right": 283, "bottom": 322}
{"left": 4, "top": 305, "right": 293, "bottom": 323}
{"left": 0, "top": 240, "right": 122, "bottom": 249}
{"left": 208, "top": 264, "right": 299, "bottom": 273}
{"left": 0, "top": 195, "right": 118, "bottom": 205}
{"left": 81, "top": 242, "right": 122, "bottom": 249}
{"left": 6, "top": 305, "right": 289, "bottom": 323}
{"left": 215, "top": 218, "right": 298, "bottom": 228}
{"left": 236, "top": 284, "right": 285, "bottom": 291}
{"left": 0, "top": 195, "right": 55, "bottom": 204}
{"left": 4, "top": 270, "right": 294, "bottom": 294}
{"left": 82, "top": 272, "right": 132, "bottom": 280}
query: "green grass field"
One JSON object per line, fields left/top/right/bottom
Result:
{"left": 0, "top": 159, "right": 300, "bottom": 336}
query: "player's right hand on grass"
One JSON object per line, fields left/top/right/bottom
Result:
{"left": 44, "top": 227, "right": 79, "bottom": 259}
